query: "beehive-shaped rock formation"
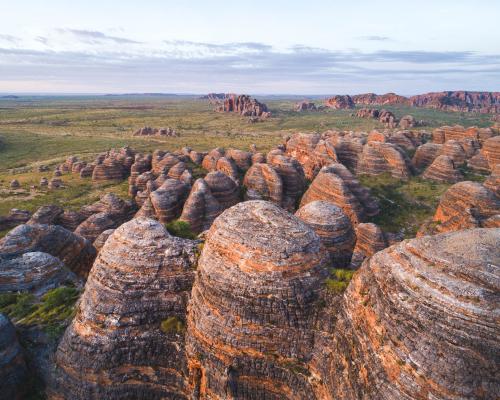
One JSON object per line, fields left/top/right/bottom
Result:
{"left": 179, "top": 179, "right": 222, "bottom": 234}
{"left": 167, "top": 161, "right": 188, "bottom": 181}
{"left": 215, "top": 157, "right": 239, "bottom": 181}
{"left": 440, "top": 139, "right": 466, "bottom": 165}
{"left": 422, "top": 155, "right": 463, "bottom": 183}
{"left": 243, "top": 163, "right": 283, "bottom": 205}
{"left": 0, "top": 208, "right": 31, "bottom": 232}
{"left": 49, "top": 218, "right": 198, "bottom": 399}
{"left": 329, "top": 136, "right": 365, "bottom": 172}
{"left": 74, "top": 212, "right": 122, "bottom": 243}
{"left": 92, "top": 229, "right": 115, "bottom": 253}
{"left": 57, "top": 210, "right": 86, "bottom": 232}
{"left": 27, "top": 205, "right": 64, "bottom": 225}
{"left": 0, "top": 251, "right": 76, "bottom": 296}
{"left": 0, "top": 224, "right": 96, "bottom": 278}
{"left": 295, "top": 201, "right": 355, "bottom": 268}
{"left": 431, "top": 181, "right": 499, "bottom": 233}
{"left": 0, "top": 314, "right": 27, "bottom": 400}
{"left": 204, "top": 171, "right": 240, "bottom": 210}
{"left": 300, "top": 166, "right": 366, "bottom": 225}
{"left": 227, "top": 149, "right": 252, "bottom": 172}
{"left": 349, "top": 222, "right": 388, "bottom": 269}
{"left": 92, "top": 157, "right": 124, "bottom": 182}
{"left": 482, "top": 135, "right": 500, "bottom": 169}
{"left": 152, "top": 153, "right": 181, "bottom": 175}
{"left": 484, "top": 163, "right": 499, "bottom": 196}
{"left": 148, "top": 179, "right": 190, "bottom": 223}
{"left": 357, "top": 141, "right": 412, "bottom": 179}
{"left": 267, "top": 150, "right": 306, "bottom": 210}
{"left": 316, "top": 228, "right": 500, "bottom": 399}
{"left": 412, "top": 142, "right": 442, "bottom": 170}
{"left": 186, "top": 201, "right": 328, "bottom": 399}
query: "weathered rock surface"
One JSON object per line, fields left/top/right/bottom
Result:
{"left": 179, "top": 179, "right": 222, "bottom": 234}
{"left": 295, "top": 101, "right": 317, "bottom": 111}
{"left": 27, "top": 205, "right": 64, "bottom": 225}
{"left": 378, "top": 109, "right": 398, "bottom": 128}
{"left": 92, "top": 229, "right": 115, "bottom": 253}
{"left": 215, "top": 157, "right": 239, "bottom": 181}
{"left": 92, "top": 158, "right": 124, "bottom": 182}
{"left": 243, "top": 163, "right": 283, "bottom": 205}
{"left": 352, "top": 92, "right": 408, "bottom": 106}
{"left": 324, "top": 95, "right": 354, "bottom": 109}
{"left": 430, "top": 181, "right": 499, "bottom": 233}
{"left": 147, "top": 179, "right": 190, "bottom": 223}
{"left": 296, "top": 201, "right": 355, "bottom": 268}
{"left": 0, "top": 252, "right": 76, "bottom": 296}
{"left": 0, "top": 209, "right": 31, "bottom": 232}
{"left": 349, "top": 222, "right": 387, "bottom": 269}
{"left": 422, "top": 155, "right": 463, "bottom": 183}
{"left": 267, "top": 150, "right": 306, "bottom": 210}
{"left": 357, "top": 141, "right": 412, "bottom": 179}
{"left": 301, "top": 166, "right": 365, "bottom": 225}
{"left": 484, "top": 163, "right": 499, "bottom": 196}
{"left": 412, "top": 142, "right": 442, "bottom": 170}
{"left": 0, "top": 224, "right": 96, "bottom": 278}
{"left": 204, "top": 171, "right": 240, "bottom": 210}
{"left": 482, "top": 135, "right": 500, "bottom": 169}
{"left": 49, "top": 218, "right": 198, "bottom": 399}
{"left": 440, "top": 139, "right": 466, "bottom": 165}
{"left": 133, "top": 126, "right": 178, "bottom": 136}
{"left": 186, "top": 201, "right": 328, "bottom": 399}
{"left": 215, "top": 94, "right": 269, "bottom": 117}
{"left": 410, "top": 90, "right": 500, "bottom": 113}
{"left": 316, "top": 228, "right": 500, "bottom": 399}
{"left": 0, "top": 314, "right": 27, "bottom": 400}
{"left": 227, "top": 149, "right": 252, "bottom": 172}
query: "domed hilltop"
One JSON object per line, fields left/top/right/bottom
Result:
{"left": 1, "top": 94, "right": 499, "bottom": 399}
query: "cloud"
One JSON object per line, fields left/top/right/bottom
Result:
{"left": 358, "top": 35, "right": 391, "bottom": 41}
{"left": 0, "top": 34, "right": 20, "bottom": 44}
{"left": 0, "top": 38, "right": 499, "bottom": 94}
{"left": 59, "top": 29, "right": 142, "bottom": 44}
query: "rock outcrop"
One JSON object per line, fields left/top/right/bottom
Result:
{"left": 410, "top": 90, "right": 500, "bottom": 113}
{"left": 133, "top": 126, "right": 178, "bottom": 136}
{"left": 267, "top": 150, "right": 306, "bottom": 210}
{"left": 0, "top": 252, "right": 76, "bottom": 296}
{"left": 243, "top": 163, "right": 283, "bottom": 205}
{"left": 295, "top": 101, "right": 317, "bottom": 111}
{"left": 296, "top": 201, "right": 355, "bottom": 268}
{"left": 324, "top": 95, "right": 354, "bottom": 109}
{"left": 204, "top": 171, "right": 240, "bottom": 210}
{"left": 147, "top": 179, "right": 190, "bottom": 223}
{"left": 349, "top": 222, "right": 388, "bottom": 269}
{"left": 482, "top": 135, "right": 500, "bottom": 169}
{"left": 215, "top": 94, "right": 269, "bottom": 117}
{"left": 422, "top": 155, "right": 463, "bottom": 183}
{"left": 317, "top": 228, "right": 500, "bottom": 399}
{"left": 429, "top": 181, "right": 499, "bottom": 233}
{"left": 0, "top": 209, "right": 31, "bottom": 232}
{"left": 186, "top": 201, "right": 328, "bottom": 399}
{"left": 352, "top": 92, "right": 408, "bottom": 106}
{"left": 0, "top": 224, "right": 96, "bottom": 278}
{"left": 357, "top": 141, "right": 412, "bottom": 179}
{"left": 0, "top": 314, "right": 27, "bottom": 400}
{"left": 412, "top": 143, "right": 442, "bottom": 170}
{"left": 27, "top": 205, "right": 63, "bottom": 225}
{"left": 49, "top": 218, "right": 198, "bottom": 399}
{"left": 179, "top": 179, "right": 222, "bottom": 234}
{"left": 484, "top": 163, "right": 499, "bottom": 196}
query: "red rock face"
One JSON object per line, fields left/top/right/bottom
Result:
{"left": 186, "top": 201, "right": 328, "bottom": 399}
{"left": 430, "top": 181, "right": 499, "bottom": 233}
{"left": 484, "top": 163, "right": 499, "bottom": 196}
{"left": 295, "top": 201, "right": 355, "bottom": 268}
{"left": 349, "top": 222, "right": 387, "bottom": 269}
{"left": 357, "top": 141, "right": 413, "bottom": 179}
{"left": 482, "top": 135, "right": 500, "bottom": 169}
{"left": 285, "top": 133, "right": 338, "bottom": 180}
{"left": 313, "top": 228, "right": 500, "bottom": 399}
{"left": 356, "top": 108, "right": 379, "bottom": 119}
{"left": 215, "top": 94, "right": 269, "bottom": 117}
{"left": 243, "top": 163, "right": 283, "bottom": 205}
{"left": 179, "top": 178, "right": 223, "bottom": 234}
{"left": 295, "top": 101, "right": 317, "bottom": 111}
{"left": 324, "top": 95, "right": 354, "bottom": 109}
{"left": 410, "top": 91, "right": 500, "bottom": 113}
{"left": 49, "top": 218, "right": 199, "bottom": 400}
{"left": 0, "top": 208, "right": 31, "bottom": 232}
{"left": 422, "top": 155, "right": 463, "bottom": 183}
{"left": 352, "top": 92, "right": 409, "bottom": 106}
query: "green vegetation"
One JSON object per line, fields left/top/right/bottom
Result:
{"left": 358, "top": 173, "right": 451, "bottom": 237}
{"left": 325, "top": 268, "right": 355, "bottom": 294}
{"left": 458, "top": 165, "right": 488, "bottom": 183}
{"left": 0, "top": 286, "right": 80, "bottom": 339}
{"left": 166, "top": 220, "right": 197, "bottom": 239}
{"left": 160, "top": 316, "right": 185, "bottom": 334}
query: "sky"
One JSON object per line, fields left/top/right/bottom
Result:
{"left": 0, "top": 0, "right": 499, "bottom": 95}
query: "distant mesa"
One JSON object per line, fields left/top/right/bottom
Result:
{"left": 352, "top": 91, "right": 500, "bottom": 114}
{"left": 0, "top": 95, "right": 19, "bottom": 99}
{"left": 207, "top": 93, "right": 271, "bottom": 119}
{"left": 325, "top": 95, "right": 355, "bottom": 109}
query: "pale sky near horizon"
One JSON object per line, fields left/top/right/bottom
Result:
{"left": 0, "top": 0, "right": 499, "bottom": 94}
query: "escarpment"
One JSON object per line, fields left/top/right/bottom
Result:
{"left": 186, "top": 201, "right": 329, "bottom": 399}
{"left": 313, "top": 228, "right": 500, "bottom": 399}
{"left": 49, "top": 218, "right": 199, "bottom": 400}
